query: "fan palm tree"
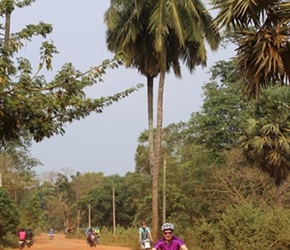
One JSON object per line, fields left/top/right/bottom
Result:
{"left": 239, "top": 86, "right": 290, "bottom": 187}
{"left": 105, "top": 0, "right": 220, "bottom": 236}
{"left": 212, "top": 0, "right": 290, "bottom": 98}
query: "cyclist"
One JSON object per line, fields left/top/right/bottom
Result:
{"left": 139, "top": 221, "right": 153, "bottom": 249}
{"left": 152, "top": 223, "right": 188, "bottom": 250}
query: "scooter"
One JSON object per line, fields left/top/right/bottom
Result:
{"left": 49, "top": 233, "right": 54, "bottom": 240}
{"left": 18, "top": 239, "right": 26, "bottom": 249}
{"left": 26, "top": 238, "right": 33, "bottom": 248}
{"left": 88, "top": 234, "right": 96, "bottom": 247}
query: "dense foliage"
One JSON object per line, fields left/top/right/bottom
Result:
{"left": 0, "top": 188, "right": 20, "bottom": 238}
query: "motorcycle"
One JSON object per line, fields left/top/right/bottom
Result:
{"left": 18, "top": 239, "right": 26, "bottom": 249}
{"left": 26, "top": 238, "right": 33, "bottom": 248}
{"left": 95, "top": 233, "right": 100, "bottom": 245}
{"left": 141, "top": 239, "right": 151, "bottom": 250}
{"left": 88, "top": 234, "right": 96, "bottom": 247}
{"left": 49, "top": 233, "right": 54, "bottom": 240}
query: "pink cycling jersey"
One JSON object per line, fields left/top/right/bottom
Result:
{"left": 153, "top": 236, "right": 184, "bottom": 250}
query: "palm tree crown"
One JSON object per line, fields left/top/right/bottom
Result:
{"left": 212, "top": 0, "right": 290, "bottom": 97}
{"left": 239, "top": 86, "right": 290, "bottom": 186}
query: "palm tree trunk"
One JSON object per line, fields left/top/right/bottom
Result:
{"left": 275, "top": 185, "right": 283, "bottom": 207}
{"left": 4, "top": 3, "right": 12, "bottom": 48}
{"left": 147, "top": 76, "right": 154, "bottom": 176}
{"left": 152, "top": 70, "right": 165, "bottom": 239}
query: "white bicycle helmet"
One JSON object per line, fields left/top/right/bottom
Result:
{"left": 161, "top": 223, "right": 174, "bottom": 231}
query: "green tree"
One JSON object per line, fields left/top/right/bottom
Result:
{"left": 37, "top": 169, "right": 76, "bottom": 231}
{"left": 70, "top": 172, "right": 104, "bottom": 201}
{"left": 70, "top": 172, "right": 105, "bottom": 229}
{"left": 86, "top": 175, "right": 122, "bottom": 228}
{"left": 23, "top": 193, "right": 43, "bottom": 229}
{"left": 0, "top": 0, "right": 143, "bottom": 145}
{"left": 189, "top": 60, "right": 247, "bottom": 154}
{"left": 212, "top": 0, "right": 290, "bottom": 97}
{"left": 0, "top": 149, "right": 38, "bottom": 204}
{"left": 239, "top": 86, "right": 290, "bottom": 186}
{"left": 0, "top": 187, "right": 20, "bottom": 238}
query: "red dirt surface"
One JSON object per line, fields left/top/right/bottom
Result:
{"left": 29, "top": 233, "right": 132, "bottom": 250}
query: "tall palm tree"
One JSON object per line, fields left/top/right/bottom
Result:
{"left": 105, "top": 0, "right": 159, "bottom": 181}
{"left": 239, "top": 86, "right": 290, "bottom": 187}
{"left": 105, "top": 0, "right": 220, "bottom": 237}
{"left": 148, "top": 0, "right": 220, "bottom": 236}
{"left": 212, "top": 0, "right": 290, "bottom": 98}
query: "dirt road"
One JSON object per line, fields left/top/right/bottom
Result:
{"left": 29, "top": 233, "right": 132, "bottom": 250}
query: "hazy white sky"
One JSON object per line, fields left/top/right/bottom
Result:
{"left": 13, "top": 1, "right": 234, "bottom": 176}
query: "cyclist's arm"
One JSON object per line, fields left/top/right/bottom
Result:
{"left": 148, "top": 231, "right": 153, "bottom": 241}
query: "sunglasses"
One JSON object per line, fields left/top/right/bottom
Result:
{"left": 163, "top": 231, "right": 172, "bottom": 235}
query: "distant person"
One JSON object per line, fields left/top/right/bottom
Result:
{"left": 152, "top": 223, "right": 188, "bottom": 250}
{"left": 25, "top": 228, "right": 34, "bottom": 246}
{"left": 25, "top": 228, "right": 34, "bottom": 239}
{"left": 86, "top": 227, "right": 96, "bottom": 245}
{"left": 94, "top": 226, "right": 100, "bottom": 243}
{"left": 139, "top": 221, "right": 153, "bottom": 249}
{"left": 18, "top": 228, "right": 26, "bottom": 241}
{"left": 48, "top": 228, "right": 54, "bottom": 239}
{"left": 85, "top": 227, "right": 92, "bottom": 235}
{"left": 94, "top": 226, "right": 100, "bottom": 236}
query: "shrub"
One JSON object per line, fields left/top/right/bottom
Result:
{"left": 216, "top": 204, "right": 290, "bottom": 250}
{"left": 0, "top": 188, "right": 20, "bottom": 245}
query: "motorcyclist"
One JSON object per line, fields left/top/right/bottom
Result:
{"left": 152, "top": 223, "right": 188, "bottom": 250}
{"left": 25, "top": 228, "right": 33, "bottom": 246}
{"left": 49, "top": 228, "right": 54, "bottom": 237}
{"left": 26, "top": 228, "right": 34, "bottom": 239}
{"left": 94, "top": 226, "right": 100, "bottom": 243}
{"left": 86, "top": 228, "right": 95, "bottom": 244}
{"left": 94, "top": 226, "right": 100, "bottom": 236}
{"left": 18, "top": 228, "right": 26, "bottom": 241}
{"left": 139, "top": 221, "right": 153, "bottom": 249}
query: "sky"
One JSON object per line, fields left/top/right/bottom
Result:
{"left": 12, "top": 1, "right": 235, "bottom": 176}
